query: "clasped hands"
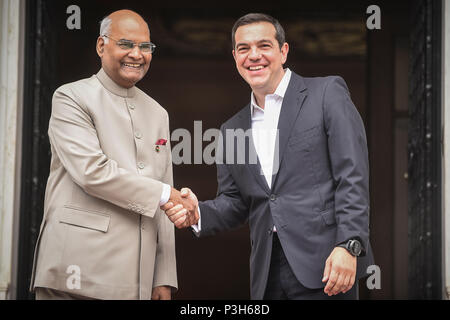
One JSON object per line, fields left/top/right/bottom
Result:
{"left": 160, "top": 187, "right": 199, "bottom": 228}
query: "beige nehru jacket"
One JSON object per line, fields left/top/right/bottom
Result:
{"left": 30, "top": 69, "right": 177, "bottom": 299}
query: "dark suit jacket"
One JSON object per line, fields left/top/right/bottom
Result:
{"left": 197, "top": 71, "right": 374, "bottom": 299}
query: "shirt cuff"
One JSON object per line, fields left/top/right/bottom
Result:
{"left": 159, "top": 183, "right": 171, "bottom": 206}
{"left": 191, "top": 206, "right": 201, "bottom": 234}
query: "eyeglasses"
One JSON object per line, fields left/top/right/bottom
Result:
{"left": 102, "top": 35, "right": 156, "bottom": 53}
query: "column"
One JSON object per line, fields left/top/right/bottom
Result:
{"left": 0, "top": 0, "right": 23, "bottom": 300}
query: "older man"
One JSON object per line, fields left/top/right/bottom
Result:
{"left": 30, "top": 9, "right": 195, "bottom": 300}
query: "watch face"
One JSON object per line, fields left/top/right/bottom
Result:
{"left": 350, "top": 240, "right": 362, "bottom": 256}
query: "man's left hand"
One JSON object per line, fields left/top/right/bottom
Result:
{"left": 151, "top": 286, "right": 172, "bottom": 300}
{"left": 322, "top": 247, "right": 357, "bottom": 296}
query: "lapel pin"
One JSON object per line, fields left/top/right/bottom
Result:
{"left": 155, "top": 139, "right": 167, "bottom": 152}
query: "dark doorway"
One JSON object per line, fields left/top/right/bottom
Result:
{"left": 18, "top": 0, "right": 439, "bottom": 300}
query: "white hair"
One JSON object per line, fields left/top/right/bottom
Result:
{"left": 99, "top": 16, "right": 112, "bottom": 43}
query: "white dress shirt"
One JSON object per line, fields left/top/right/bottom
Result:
{"left": 251, "top": 68, "right": 291, "bottom": 188}
{"left": 192, "top": 69, "right": 292, "bottom": 233}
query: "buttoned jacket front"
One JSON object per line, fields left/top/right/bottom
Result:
{"left": 30, "top": 69, "right": 177, "bottom": 299}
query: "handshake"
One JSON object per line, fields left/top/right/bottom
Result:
{"left": 160, "top": 187, "right": 199, "bottom": 229}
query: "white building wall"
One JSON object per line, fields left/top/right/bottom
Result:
{"left": 0, "top": 0, "right": 23, "bottom": 300}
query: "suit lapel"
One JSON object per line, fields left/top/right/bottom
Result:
{"left": 271, "top": 73, "right": 308, "bottom": 189}
{"left": 235, "top": 106, "right": 271, "bottom": 194}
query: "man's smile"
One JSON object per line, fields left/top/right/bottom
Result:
{"left": 121, "top": 62, "right": 144, "bottom": 69}
{"left": 247, "top": 64, "right": 268, "bottom": 72}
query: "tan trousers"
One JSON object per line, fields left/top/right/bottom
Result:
{"left": 35, "top": 287, "right": 96, "bottom": 300}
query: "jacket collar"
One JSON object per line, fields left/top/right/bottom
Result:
{"left": 238, "top": 71, "right": 307, "bottom": 129}
{"left": 96, "top": 68, "right": 137, "bottom": 98}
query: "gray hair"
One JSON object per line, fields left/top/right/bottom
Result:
{"left": 99, "top": 16, "right": 112, "bottom": 43}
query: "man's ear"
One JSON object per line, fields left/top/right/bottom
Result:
{"left": 281, "top": 42, "right": 289, "bottom": 65}
{"left": 96, "top": 36, "right": 105, "bottom": 57}
{"left": 232, "top": 49, "right": 236, "bottom": 61}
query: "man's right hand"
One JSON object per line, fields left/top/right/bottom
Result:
{"left": 161, "top": 188, "right": 199, "bottom": 228}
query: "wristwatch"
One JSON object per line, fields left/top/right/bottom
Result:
{"left": 338, "top": 239, "right": 362, "bottom": 257}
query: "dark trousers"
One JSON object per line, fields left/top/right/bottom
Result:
{"left": 263, "top": 233, "right": 358, "bottom": 300}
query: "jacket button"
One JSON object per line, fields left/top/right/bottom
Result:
{"left": 270, "top": 194, "right": 277, "bottom": 201}
{"left": 137, "top": 162, "right": 145, "bottom": 169}
{"left": 128, "top": 104, "right": 135, "bottom": 110}
{"left": 135, "top": 131, "right": 142, "bottom": 139}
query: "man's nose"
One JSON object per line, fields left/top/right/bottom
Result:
{"left": 128, "top": 45, "right": 143, "bottom": 59}
{"left": 248, "top": 47, "right": 261, "bottom": 60}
